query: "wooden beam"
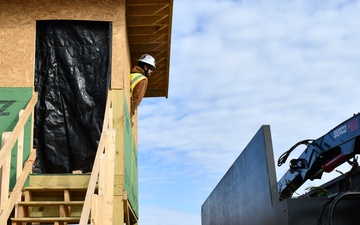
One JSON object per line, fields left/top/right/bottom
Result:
{"left": 127, "top": 15, "right": 169, "bottom": 26}
{"left": 112, "top": 89, "right": 125, "bottom": 225}
{"left": 105, "top": 129, "right": 116, "bottom": 225}
{"left": 90, "top": 194, "right": 99, "bottom": 224}
{"left": 127, "top": 0, "right": 170, "bottom": 5}
{"left": 127, "top": 5, "right": 170, "bottom": 17}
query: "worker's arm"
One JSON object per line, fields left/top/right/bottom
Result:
{"left": 131, "top": 79, "right": 148, "bottom": 116}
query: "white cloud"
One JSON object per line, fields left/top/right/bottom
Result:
{"left": 138, "top": 206, "right": 200, "bottom": 225}
{"left": 137, "top": 1, "right": 360, "bottom": 224}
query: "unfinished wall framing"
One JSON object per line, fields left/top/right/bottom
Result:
{"left": 0, "top": 1, "right": 173, "bottom": 224}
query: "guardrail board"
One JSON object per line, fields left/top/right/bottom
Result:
{"left": 0, "top": 87, "right": 33, "bottom": 190}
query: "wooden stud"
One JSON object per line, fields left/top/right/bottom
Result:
{"left": 105, "top": 129, "right": 116, "bottom": 225}
{"left": 98, "top": 152, "right": 106, "bottom": 223}
{"left": 17, "top": 110, "right": 24, "bottom": 179}
{"left": 112, "top": 89, "right": 126, "bottom": 225}
{"left": 15, "top": 110, "right": 25, "bottom": 218}
{"left": 90, "top": 194, "right": 99, "bottom": 225}
{"left": 21, "top": 190, "right": 31, "bottom": 218}
{"left": 61, "top": 189, "right": 71, "bottom": 217}
{"left": 1, "top": 132, "right": 11, "bottom": 210}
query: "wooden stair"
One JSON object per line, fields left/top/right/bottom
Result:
{"left": 11, "top": 174, "right": 92, "bottom": 225}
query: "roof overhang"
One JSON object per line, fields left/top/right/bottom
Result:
{"left": 126, "top": 0, "right": 173, "bottom": 98}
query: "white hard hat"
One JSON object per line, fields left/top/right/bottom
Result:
{"left": 137, "top": 54, "right": 156, "bottom": 68}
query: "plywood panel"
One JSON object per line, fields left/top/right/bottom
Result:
{"left": 0, "top": 0, "right": 126, "bottom": 88}
{"left": 111, "top": 4, "right": 127, "bottom": 90}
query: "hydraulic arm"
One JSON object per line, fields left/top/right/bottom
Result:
{"left": 277, "top": 113, "right": 360, "bottom": 200}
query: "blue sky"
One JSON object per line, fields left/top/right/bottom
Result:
{"left": 137, "top": 0, "right": 360, "bottom": 224}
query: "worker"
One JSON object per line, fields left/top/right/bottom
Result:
{"left": 130, "top": 53, "right": 156, "bottom": 125}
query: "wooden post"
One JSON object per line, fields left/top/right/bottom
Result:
{"left": 104, "top": 129, "right": 116, "bottom": 225}
{"left": 0, "top": 132, "right": 11, "bottom": 210}
{"left": 15, "top": 110, "right": 25, "bottom": 218}
{"left": 16, "top": 110, "right": 24, "bottom": 179}
{"left": 112, "top": 89, "right": 125, "bottom": 225}
{"left": 91, "top": 194, "right": 99, "bottom": 225}
{"left": 98, "top": 153, "right": 106, "bottom": 224}
{"left": 61, "top": 189, "right": 71, "bottom": 217}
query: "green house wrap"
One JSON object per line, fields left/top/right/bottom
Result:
{"left": 0, "top": 87, "right": 33, "bottom": 190}
{"left": 123, "top": 95, "right": 139, "bottom": 217}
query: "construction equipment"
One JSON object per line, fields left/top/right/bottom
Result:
{"left": 278, "top": 113, "right": 360, "bottom": 200}
{"left": 202, "top": 124, "right": 360, "bottom": 225}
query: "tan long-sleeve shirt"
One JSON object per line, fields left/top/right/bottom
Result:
{"left": 130, "top": 66, "right": 148, "bottom": 116}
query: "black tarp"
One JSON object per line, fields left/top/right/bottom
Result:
{"left": 34, "top": 20, "right": 111, "bottom": 173}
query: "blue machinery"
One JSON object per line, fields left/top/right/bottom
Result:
{"left": 202, "top": 114, "right": 360, "bottom": 225}
{"left": 278, "top": 113, "right": 360, "bottom": 199}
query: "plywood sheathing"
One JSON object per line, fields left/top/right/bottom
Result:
{"left": 0, "top": 0, "right": 126, "bottom": 89}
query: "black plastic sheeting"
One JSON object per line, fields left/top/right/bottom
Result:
{"left": 34, "top": 20, "right": 111, "bottom": 173}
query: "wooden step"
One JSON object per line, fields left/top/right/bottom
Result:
{"left": 18, "top": 200, "right": 84, "bottom": 206}
{"left": 11, "top": 216, "right": 82, "bottom": 223}
{"left": 24, "top": 188, "right": 87, "bottom": 199}
{"left": 25, "top": 186, "right": 88, "bottom": 191}
{"left": 29, "top": 174, "right": 91, "bottom": 189}
{"left": 17, "top": 201, "right": 85, "bottom": 218}
{"left": 23, "top": 185, "right": 89, "bottom": 201}
{"left": 11, "top": 175, "right": 92, "bottom": 224}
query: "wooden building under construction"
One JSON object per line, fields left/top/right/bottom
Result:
{"left": 0, "top": 0, "right": 173, "bottom": 224}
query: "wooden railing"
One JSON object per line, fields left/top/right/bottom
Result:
{"left": 79, "top": 89, "right": 116, "bottom": 225}
{"left": 0, "top": 90, "right": 117, "bottom": 224}
{"left": 0, "top": 92, "right": 38, "bottom": 224}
